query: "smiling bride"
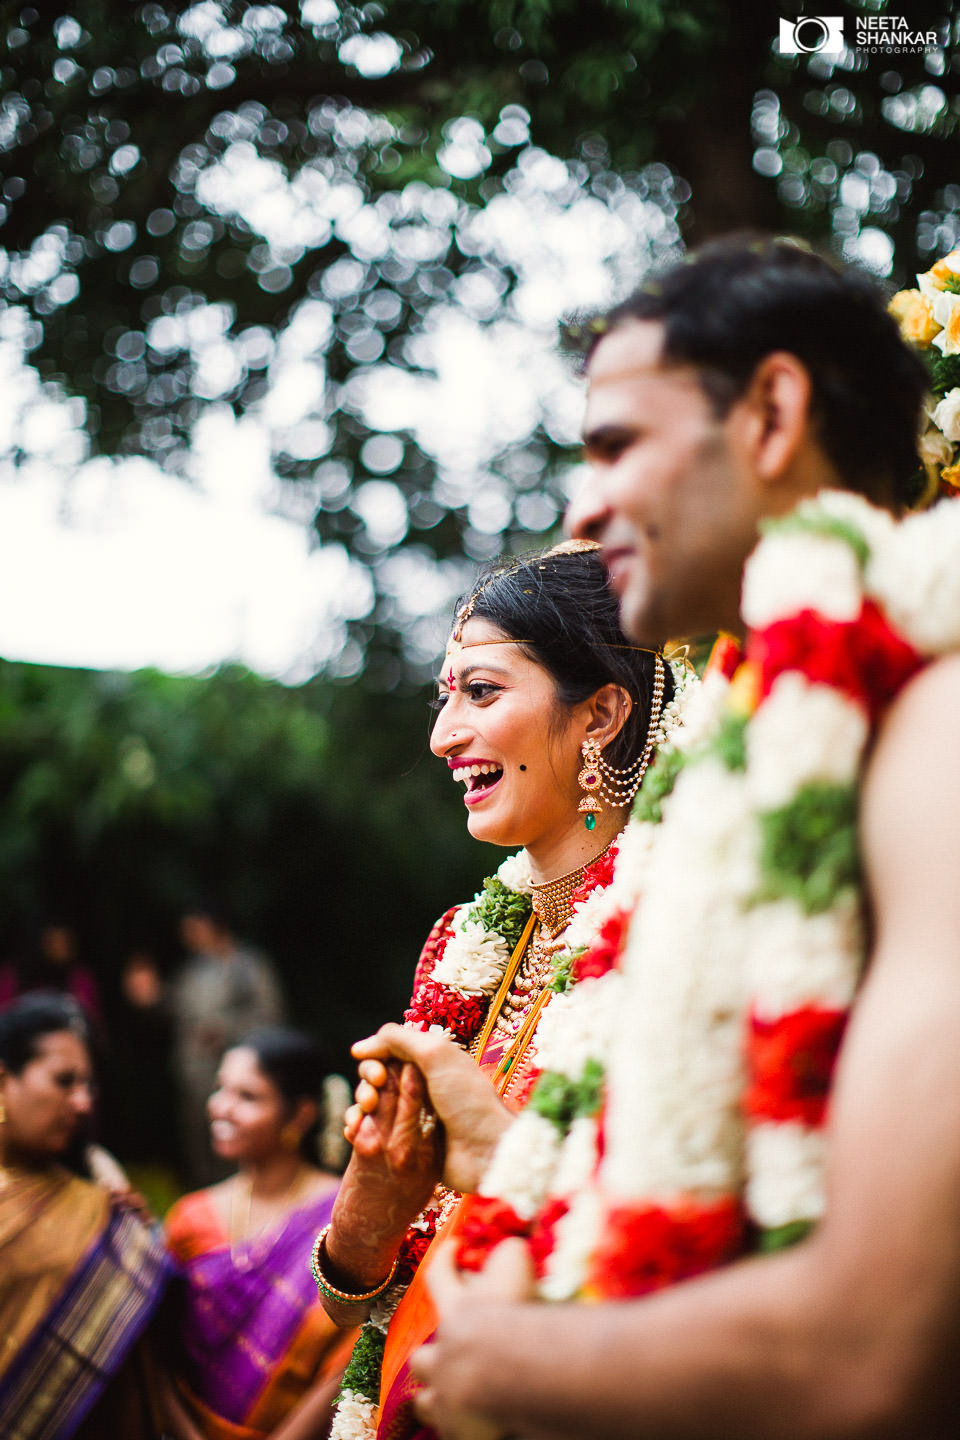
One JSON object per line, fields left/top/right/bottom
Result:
{"left": 311, "top": 540, "right": 694, "bottom": 1440}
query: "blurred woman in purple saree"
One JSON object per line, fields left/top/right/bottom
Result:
{"left": 163, "top": 1029, "right": 357, "bottom": 1440}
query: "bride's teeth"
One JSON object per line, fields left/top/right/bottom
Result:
{"left": 452, "top": 763, "right": 501, "bottom": 785}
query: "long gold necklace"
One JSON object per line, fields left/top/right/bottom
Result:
{"left": 229, "top": 1162, "right": 308, "bottom": 1265}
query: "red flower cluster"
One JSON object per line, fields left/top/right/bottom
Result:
{"left": 403, "top": 978, "right": 489, "bottom": 1043}
{"left": 587, "top": 1197, "right": 744, "bottom": 1300}
{"left": 745, "top": 1006, "right": 848, "bottom": 1126}
{"left": 528, "top": 1197, "right": 571, "bottom": 1278}
{"left": 455, "top": 1195, "right": 529, "bottom": 1273}
{"left": 571, "top": 844, "right": 619, "bottom": 909}
{"left": 574, "top": 910, "right": 629, "bottom": 983}
{"left": 395, "top": 1212, "right": 441, "bottom": 1287}
{"left": 706, "top": 633, "right": 744, "bottom": 681}
{"left": 751, "top": 601, "right": 923, "bottom": 722}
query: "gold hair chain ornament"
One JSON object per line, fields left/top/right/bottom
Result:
{"left": 451, "top": 539, "right": 602, "bottom": 642}
{"left": 578, "top": 652, "right": 666, "bottom": 830}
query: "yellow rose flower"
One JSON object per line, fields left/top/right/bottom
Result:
{"left": 940, "top": 459, "right": 960, "bottom": 497}
{"left": 728, "top": 660, "right": 760, "bottom": 718}
{"left": 888, "top": 289, "right": 941, "bottom": 345}
{"left": 922, "top": 251, "right": 960, "bottom": 290}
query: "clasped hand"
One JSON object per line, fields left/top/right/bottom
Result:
{"left": 347, "top": 1024, "right": 513, "bottom": 1197}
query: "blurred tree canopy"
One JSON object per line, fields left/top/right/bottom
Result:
{"left": 0, "top": 655, "right": 486, "bottom": 1044}
{"left": 1, "top": 1, "right": 957, "bottom": 674}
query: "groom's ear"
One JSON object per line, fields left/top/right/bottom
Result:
{"left": 733, "top": 350, "right": 814, "bottom": 487}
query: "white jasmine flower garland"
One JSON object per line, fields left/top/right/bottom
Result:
{"left": 455, "top": 491, "right": 960, "bottom": 1305}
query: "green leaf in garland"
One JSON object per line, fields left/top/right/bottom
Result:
{"left": 530, "top": 1057, "right": 605, "bottom": 1131}
{"left": 336, "top": 1321, "right": 387, "bottom": 1405}
{"left": 707, "top": 711, "right": 748, "bottom": 772}
{"left": 633, "top": 746, "right": 687, "bottom": 825}
{"left": 752, "top": 781, "right": 860, "bottom": 915}
{"left": 761, "top": 510, "right": 871, "bottom": 570}
{"left": 550, "top": 948, "right": 581, "bottom": 994}
{"left": 758, "top": 1218, "right": 815, "bottom": 1252}
{"left": 469, "top": 875, "right": 533, "bottom": 952}
{"left": 926, "top": 351, "right": 960, "bottom": 399}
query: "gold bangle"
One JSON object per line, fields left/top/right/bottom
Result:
{"left": 310, "top": 1224, "right": 398, "bottom": 1303}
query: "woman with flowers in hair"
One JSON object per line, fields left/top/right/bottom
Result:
{"left": 312, "top": 539, "right": 695, "bottom": 1440}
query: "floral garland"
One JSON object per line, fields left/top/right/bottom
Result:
{"left": 456, "top": 489, "right": 960, "bottom": 1304}
{"left": 327, "top": 661, "right": 699, "bottom": 1440}
{"left": 889, "top": 247, "right": 960, "bottom": 500}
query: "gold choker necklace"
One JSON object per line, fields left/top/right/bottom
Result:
{"left": 528, "top": 840, "right": 614, "bottom": 938}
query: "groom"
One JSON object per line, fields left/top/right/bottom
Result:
{"left": 411, "top": 237, "right": 960, "bottom": 1438}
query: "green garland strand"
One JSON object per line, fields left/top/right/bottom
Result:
{"left": 761, "top": 510, "right": 871, "bottom": 569}
{"left": 632, "top": 746, "right": 687, "bottom": 826}
{"left": 336, "top": 1323, "right": 387, "bottom": 1405}
{"left": 529, "top": 1058, "right": 606, "bottom": 1133}
{"left": 753, "top": 781, "right": 860, "bottom": 914}
{"left": 468, "top": 874, "right": 533, "bottom": 952}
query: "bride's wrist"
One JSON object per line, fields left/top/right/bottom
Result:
{"left": 311, "top": 1224, "right": 398, "bottom": 1303}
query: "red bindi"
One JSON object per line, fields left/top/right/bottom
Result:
{"left": 446, "top": 666, "right": 456, "bottom": 691}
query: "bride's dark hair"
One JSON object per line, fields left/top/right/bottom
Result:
{"left": 450, "top": 543, "right": 672, "bottom": 769}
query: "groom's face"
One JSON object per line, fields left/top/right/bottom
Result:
{"left": 570, "top": 320, "right": 760, "bottom": 646}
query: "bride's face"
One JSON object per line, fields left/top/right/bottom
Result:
{"left": 430, "top": 618, "right": 584, "bottom": 854}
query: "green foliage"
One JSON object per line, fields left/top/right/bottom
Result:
{"left": 758, "top": 1218, "right": 815, "bottom": 1252}
{"left": 0, "top": 657, "right": 485, "bottom": 1050}
{"left": 468, "top": 874, "right": 533, "bottom": 951}
{"left": 529, "top": 1057, "right": 605, "bottom": 1131}
{"left": 2, "top": 2, "right": 957, "bottom": 673}
{"left": 753, "top": 782, "right": 861, "bottom": 915}
{"left": 550, "top": 946, "right": 580, "bottom": 993}
{"left": 926, "top": 351, "right": 960, "bottom": 399}
{"left": 337, "top": 1321, "right": 387, "bottom": 1405}
{"left": 707, "top": 712, "right": 748, "bottom": 773}
{"left": 761, "top": 511, "right": 872, "bottom": 569}
{"left": 633, "top": 746, "right": 687, "bottom": 826}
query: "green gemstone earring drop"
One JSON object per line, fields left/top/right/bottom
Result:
{"left": 577, "top": 738, "right": 603, "bottom": 831}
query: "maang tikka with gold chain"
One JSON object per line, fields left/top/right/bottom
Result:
{"left": 578, "top": 652, "right": 666, "bottom": 830}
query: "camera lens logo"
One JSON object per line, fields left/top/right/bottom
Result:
{"left": 778, "top": 16, "right": 845, "bottom": 54}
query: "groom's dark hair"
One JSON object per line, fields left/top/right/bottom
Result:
{"left": 577, "top": 235, "right": 929, "bottom": 507}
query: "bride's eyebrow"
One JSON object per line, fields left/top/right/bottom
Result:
{"left": 436, "top": 661, "right": 513, "bottom": 687}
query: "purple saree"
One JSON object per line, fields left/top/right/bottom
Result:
{"left": 168, "top": 1185, "right": 341, "bottom": 1434}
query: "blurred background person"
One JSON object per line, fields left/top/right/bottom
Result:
{"left": 0, "top": 992, "right": 170, "bottom": 1439}
{"left": 171, "top": 902, "right": 285, "bottom": 1185}
{"left": 104, "top": 944, "right": 182, "bottom": 1210}
{"left": 0, "top": 914, "right": 103, "bottom": 1034}
{"left": 163, "top": 1026, "right": 356, "bottom": 1440}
